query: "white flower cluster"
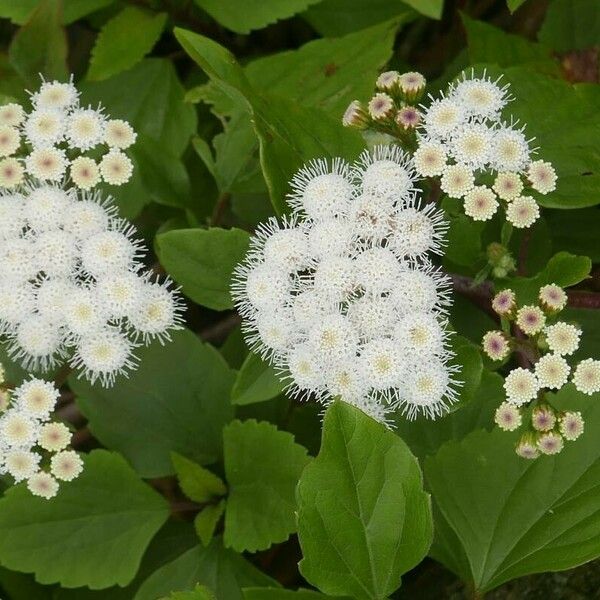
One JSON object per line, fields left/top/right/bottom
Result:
{"left": 0, "top": 184, "right": 183, "bottom": 386}
{"left": 0, "top": 77, "right": 136, "bottom": 191}
{"left": 0, "top": 372, "right": 82, "bottom": 499}
{"left": 233, "top": 146, "right": 459, "bottom": 424}
{"left": 485, "top": 285, "right": 597, "bottom": 458}
{"left": 415, "top": 71, "right": 556, "bottom": 228}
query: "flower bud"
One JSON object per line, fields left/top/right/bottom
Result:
{"left": 376, "top": 70, "right": 400, "bottom": 92}
{"left": 342, "top": 100, "right": 369, "bottom": 129}
{"left": 492, "top": 288, "right": 516, "bottom": 318}
{"left": 395, "top": 106, "right": 421, "bottom": 129}
{"left": 515, "top": 432, "right": 539, "bottom": 459}
{"left": 398, "top": 71, "right": 426, "bottom": 102}
{"left": 367, "top": 93, "right": 395, "bottom": 121}
{"left": 538, "top": 283, "right": 567, "bottom": 314}
{"left": 531, "top": 404, "right": 556, "bottom": 432}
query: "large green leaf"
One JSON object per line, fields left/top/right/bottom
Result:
{"left": 303, "top": 0, "right": 415, "bottom": 36}
{"left": 8, "top": 0, "right": 68, "bottom": 83}
{"left": 156, "top": 227, "right": 250, "bottom": 311}
{"left": 223, "top": 419, "right": 310, "bottom": 552}
{"left": 231, "top": 353, "right": 284, "bottom": 406}
{"left": 462, "top": 14, "right": 558, "bottom": 73}
{"left": 425, "top": 384, "right": 600, "bottom": 593}
{"left": 481, "top": 65, "right": 600, "bottom": 209}
{"left": 72, "top": 329, "right": 235, "bottom": 478}
{"left": 87, "top": 6, "right": 167, "bottom": 81}
{"left": 547, "top": 208, "right": 600, "bottom": 262}
{"left": 0, "top": 450, "right": 169, "bottom": 589}
{"left": 538, "top": 0, "right": 600, "bottom": 52}
{"left": 167, "top": 586, "right": 216, "bottom": 600}
{"left": 175, "top": 28, "right": 364, "bottom": 214}
{"left": 193, "top": 0, "right": 322, "bottom": 33}
{"left": 0, "top": 0, "right": 116, "bottom": 24}
{"left": 134, "top": 539, "right": 278, "bottom": 600}
{"left": 297, "top": 401, "right": 433, "bottom": 599}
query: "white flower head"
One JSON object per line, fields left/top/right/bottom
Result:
{"left": 70, "top": 156, "right": 101, "bottom": 190}
{"left": 495, "top": 401, "right": 521, "bottom": 431}
{"left": 504, "top": 367, "right": 538, "bottom": 405}
{"left": 23, "top": 109, "right": 65, "bottom": 147}
{"left": 9, "top": 315, "right": 65, "bottom": 371}
{"left": 422, "top": 96, "right": 466, "bottom": 139}
{"left": 531, "top": 404, "right": 556, "bottom": 432}
{"left": 0, "top": 157, "right": 25, "bottom": 188}
{"left": 539, "top": 283, "right": 567, "bottom": 312}
{"left": 51, "top": 450, "right": 83, "bottom": 482}
{"left": 66, "top": 107, "right": 105, "bottom": 151}
{"left": 560, "top": 411, "right": 584, "bottom": 441}
{"left": 440, "top": 163, "right": 475, "bottom": 198}
{"left": 99, "top": 150, "right": 133, "bottom": 185}
{"left": 545, "top": 322, "right": 580, "bottom": 356}
{"left": 414, "top": 139, "right": 447, "bottom": 177}
{"left": 537, "top": 431, "right": 563, "bottom": 456}
{"left": 14, "top": 378, "right": 59, "bottom": 421}
{"left": 527, "top": 159, "right": 556, "bottom": 194}
{"left": 573, "top": 358, "right": 600, "bottom": 395}
{"left": 25, "top": 147, "right": 68, "bottom": 181}
{"left": 0, "top": 125, "right": 20, "bottom": 157}
{"left": 450, "top": 72, "right": 510, "bottom": 120}
{"left": 5, "top": 450, "right": 41, "bottom": 481}
{"left": 38, "top": 422, "right": 71, "bottom": 452}
{"left": 31, "top": 79, "right": 79, "bottom": 110}
{"left": 0, "top": 411, "right": 38, "bottom": 448}
{"left": 0, "top": 103, "right": 25, "bottom": 127}
{"left": 516, "top": 305, "right": 546, "bottom": 335}
{"left": 104, "top": 119, "right": 136, "bottom": 149}
{"left": 368, "top": 93, "right": 394, "bottom": 120}
{"left": 25, "top": 184, "right": 73, "bottom": 232}
{"left": 449, "top": 123, "right": 493, "bottom": 169}
{"left": 464, "top": 186, "right": 498, "bottom": 221}
{"left": 27, "top": 471, "right": 59, "bottom": 499}
{"left": 491, "top": 124, "right": 532, "bottom": 172}
{"left": 493, "top": 172, "right": 523, "bottom": 201}
{"left": 482, "top": 330, "right": 510, "bottom": 361}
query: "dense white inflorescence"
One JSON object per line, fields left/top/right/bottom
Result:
{"left": 415, "top": 71, "right": 556, "bottom": 229}
{"left": 233, "top": 146, "right": 460, "bottom": 424}
{"left": 0, "top": 78, "right": 136, "bottom": 191}
{"left": 0, "top": 373, "right": 82, "bottom": 499}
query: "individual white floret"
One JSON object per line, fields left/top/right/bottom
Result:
{"left": 544, "top": 322, "right": 580, "bottom": 356}
{"left": 252, "top": 309, "right": 297, "bottom": 361}
{"left": 535, "top": 353, "right": 570, "bottom": 390}
{"left": 232, "top": 261, "right": 290, "bottom": 318}
{"left": 506, "top": 196, "right": 539, "bottom": 228}
{"left": 463, "top": 186, "right": 498, "bottom": 221}
{"left": 360, "top": 337, "right": 403, "bottom": 392}
{"left": 353, "top": 145, "right": 417, "bottom": 200}
{"left": 25, "top": 184, "right": 73, "bottom": 232}
{"left": 9, "top": 315, "right": 65, "bottom": 371}
{"left": 70, "top": 157, "right": 101, "bottom": 190}
{"left": 450, "top": 74, "right": 509, "bottom": 120}
{"left": 348, "top": 192, "right": 395, "bottom": 244}
{"left": 527, "top": 160, "right": 556, "bottom": 194}
{"left": 51, "top": 450, "right": 83, "bottom": 482}
{"left": 0, "top": 125, "right": 20, "bottom": 157}
{"left": 287, "top": 158, "right": 353, "bottom": 221}
{"left": 504, "top": 367, "right": 539, "bottom": 405}
{"left": 25, "top": 147, "right": 68, "bottom": 181}
{"left": 72, "top": 327, "right": 138, "bottom": 386}
{"left": 96, "top": 272, "right": 144, "bottom": 319}
{"left": 388, "top": 202, "right": 447, "bottom": 257}
{"left": 13, "top": 378, "right": 59, "bottom": 421}
{"left": 27, "top": 471, "right": 59, "bottom": 499}
{"left": 5, "top": 449, "right": 41, "bottom": 481}
{"left": 66, "top": 107, "right": 105, "bottom": 151}
{"left": 307, "top": 218, "right": 353, "bottom": 259}
{"left": 38, "top": 422, "right": 71, "bottom": 452}
{"left": 104, "top": 119, "right": 136, "bottom": 149}
{"left": 440, "top": 163, "right": 475, "bottom": 198}
{"left": 35, "top": 230, "right": 79, "bottom": 278}
{"left": 354, "top": 247, "right": 401, "bottom": 294}
{"left": 63, "top": 286, "right": 108, "bottom": 337}
{"left": 255, "top": 217, "right": 311, "bottom": 273}
{"left": 23, "top": 108, "right": 65, "bottom": 147}
{"left": 414, "top": 139, "right": 447, "bottom": 177}
{"left": 282, "top": 342, "right": 326, "bottom": 399}
{"left": 422, "top": 96, "right": 466, "bottom": 139}
{"left": 391, "top": 263, "right": 452, "bottom": 315}
{"left": 61, "top": 191, "right": 116, "bottom": 239}
{"left": 491, "top": 125, "right": 532, "bottom": 172}
{"left": 99, "top": 150, "right": 133, "bottom": 185}
{"left": 394, "top": 312, "right": 448, "bottom": 358}
{"left": 449, "top": 123, "right": 493, "bottom": 169}
{"left": 347, "top": 295, "right": 395, "bottom": 341}
{"left": 573, "top": 359, "right": 600, "bottom": 395}
{"left": 493, "top": 172, "right": 523, "bottom": 201}
{"left": 0, "top": 157, "right": 24, "bottom": 188}
{"left": 31, "top": 79, "right": 79, "bottom": 110}
{"left": 128, "top": 279, "right": 184, "bottom": 344}
{"left": 494, "top": 401, "right": 521, "bottom": 431}
{"left": 307, "top": 314, "right": 359, "bottom": 367}
{"left": 312, "top": 256, "right": 357, "bottom": 303}
{"left": 0, "top": 103, "right": 25, "bottom": 127}
{"left": 0, "top": 411, "right": 38, "bottom": 448}
{"left": 326, "top": 358, "right": 370, "bottom": 404}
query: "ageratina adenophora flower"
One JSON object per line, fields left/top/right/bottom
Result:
{"left": 414, "top": 70, "right": 556, "bottom": 228}
{"left": 233, "top": 146, "right": 460, "bottom": 425}
{"left": 0, "top": 185, "right": 184, "bottom": 385}
{"left": 0, "top": 371, "right": 82, "bottom": 499}
{"left": 0, "top": 77, "right": 136, "bottom": 191}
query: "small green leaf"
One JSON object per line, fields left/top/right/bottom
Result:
{"left": 426, "top": 384, "right": 600, "bottom": 593}
{"left": 506, "top": 0, "right": 526, "bottom": 11}
{"left": 195, "top": 500, "right": 226, "bottom": 547}
{"left": 166, "top": 585, "right": 216, "bottom": 600}
{"left": 87, "top": 6, "right": 167, "bottom": 81}
{"left": 231, "top": 353, "right": 284, "bottom": 406}
{"left": 192, "top": 0, "right": 322, "bottom": 34}
{"left": 8, "top": 0, "right": 68, "bottom": 83}
{"left": 0, "top": 450, "right": 169, "bottom": 589}
{"left": 134, "top": 539, "right": 279, "bottom": 600}
{"left": 156, "top": 227, "right": 250, "bottom": 311}
{"left": 403, "top": 0, "right": 443, "bottom": 19}
{"left": 73, "top": 329, "right": 235, "bottom": 478}
{"left": 172, "top": 452, "right": 227, "bottom": 503}
{"left": 297, "top": 401, "right": 433, "bottom": 600}
{"left": 223, "top": 419, "right": 310, "bottom": 552}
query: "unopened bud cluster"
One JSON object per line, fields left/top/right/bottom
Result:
{"left": 0, "top": 366, "right": 82, "bottom": 499}
{"left": 483, "top": 284, "right": 597, "bottom": 458}
{"left": 0, "top": 77, "right": 136, "bottom": 191}
{"left": 343, "top": 71, "right": 426, "bottom": 143}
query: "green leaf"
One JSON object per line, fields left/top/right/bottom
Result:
{"left": 195, "top": 500, "right": 226, "bottom": 547}
{"left": 447, "top": 335, "right": 483, "bottom": 411}
{"left": 156, "top": 227, "right": 250, "bottom": 311}
{"left": 243, "top": 589, "right": 335, "bottom": 600}
{"left": 506, "top": 251, "right": 592, "bottom": 305}
{"left": 172, "top": 452, "right": 227, "bottom": 503}
{"left": 506, "top": 0, "right": 526, "bottom": 11}
{"left": 462, "top": 14, "right": 558, "bottom": 73}
{"left": 167, "top": 585, "right": 216, "bottom": 600}
{"left": 444, "top": 211, "right": 485, "bottom": 270}
{"left": 192, "top": 0, "right": 322, "bottom": 34}
{"left": 0, "top": 0, "right": 116, "bottom": 24}
{"left": 223, "top": 419, "right": 310, "bottom": 552}
{"left": 8, "top": 0, "right": 68, "bottom": 83}
{"left": 480, "top": 65, "right": 600, "bottom": 209}
{"left": 538, "top": 0, "right": 600, "bottom": 52}
{"left": 72, "top": 329, "right": 235, "bottom": 478}
{"left": 403, "top": 0, "right": 442, "bottom": 19}
{"left": 297, "top": 401, "right": 433, "bottom": 599}
{"left": 303, "top": 0, "right": 415, "bottom": 36}
{"left": 231, "top": 353, "right": 284, "bottom": 406}
{"left": 134, "top": 539, "right": 279, "bottom": 600}
{"left": 87, "top": 6, "right": 167, "bottom": 81}
{"left": 394, "top": 369, "right": 503, "bottom": 459}
{"left": 0, "top": 450, "right": 169, "bottom": 589}
{"left": 547, "top": 208, "right": 600, "bottom": 262}
{"left": 425, "top": 384, "right": 600, "bottom": 593}
{"left": 175, "top": 28, "right": 364, "bottom": 214}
